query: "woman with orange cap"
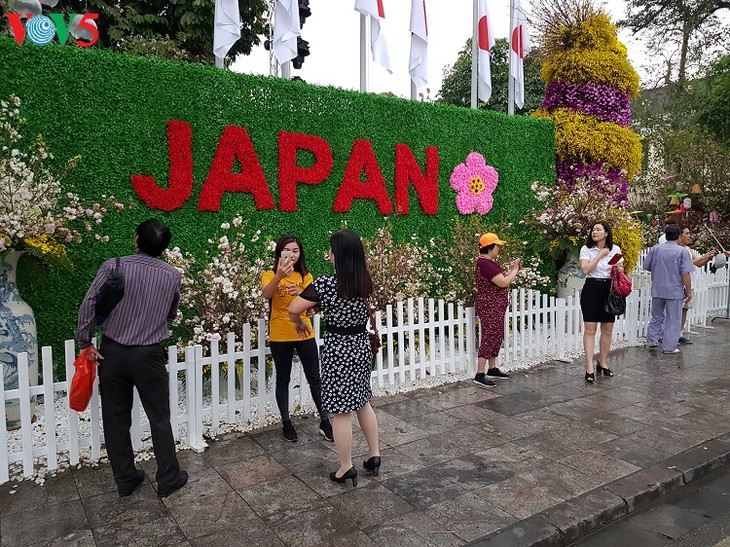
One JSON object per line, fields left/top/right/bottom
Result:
{"left": 473, "top": 233, "right": 522, "bottom": 387}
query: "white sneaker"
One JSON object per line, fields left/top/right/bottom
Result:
{"left": 662, "top": 348, "right": 681, "bottom": 354}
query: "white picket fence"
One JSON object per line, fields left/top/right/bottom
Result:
{"left": 2, "top": 265, "right": 729, "bottom": 484}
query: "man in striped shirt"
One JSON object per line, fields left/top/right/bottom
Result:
{"left": 76, "top": 219, "right": 188, "bottom": 498}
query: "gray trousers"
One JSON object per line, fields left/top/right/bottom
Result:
{"left": 646, "top": 297, "right": 684, "bottom": 352}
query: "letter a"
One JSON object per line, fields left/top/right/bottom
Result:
{"left": 333, "top": 140, "right": 392, "bottom": 214}
{"left": 198, "top": 125, "right": 275, "bottom": 211}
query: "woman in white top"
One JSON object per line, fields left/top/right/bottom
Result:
{"left": 579, "top": 222, "right": 623, "bottom": 383}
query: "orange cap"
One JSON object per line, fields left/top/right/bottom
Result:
{"left": 479, "top": 233, "right": 507, "bottom": 247}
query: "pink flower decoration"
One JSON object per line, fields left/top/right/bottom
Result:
{"left": 450, "top": 152, "right": 499, "bottom": 215}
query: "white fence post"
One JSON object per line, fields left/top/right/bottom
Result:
{"left": 168, "top": 345, "right": 180, "bottom": 441}
{"left": 184, "top": 346, "right": 204, "bottom": 453}
{"left": 64, "top": 340, "right": 79, "bottom": 466}
{"left": 17, "top": 352, "right": 33, "bottom": 478}
{"left": 466, "top": 307, "right": 476, "bottom": 377}
{"left": 41, "top": 346, "right": 57, "bottom": 471}
{"left": 0, "top": 362, "right": 9, "bottom": 484}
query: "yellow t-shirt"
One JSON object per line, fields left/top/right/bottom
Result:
{"left": 261, "top": 270, "right": 314, "bottom": 342}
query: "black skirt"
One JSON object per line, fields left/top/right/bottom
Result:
{"left": 580, "top": 278, "right": 615, "bottom": 323}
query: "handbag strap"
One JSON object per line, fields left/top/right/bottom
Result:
{"left": 114, "top": 256, "right": 121, "bottom": 272}
{"left": 364, "top": 298, "right": 378, "bottom": 334}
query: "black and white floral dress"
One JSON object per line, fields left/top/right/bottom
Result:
{"left": 300, "top": 274, "right": 372, "bottom": 414}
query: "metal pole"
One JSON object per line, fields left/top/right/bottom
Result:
{"left": 215, "top": 56, "right": 224, "bottom": 69}
{"left": 470, "top": 0, "right": 478, "bottom": 109}
{"left": 267, "top": 0, "right": 279, "bottom": 77}
{"left": 360, "top": 13, "right": 368, "bottom": 92}
{"left": 411, "top": 81, "right": 417, "bottom": 100}
{"left": 507, "top": 0, "right": 515, "bottom": 115}
{"left": 282, "top": 61, "right": 291, "bottom": 79}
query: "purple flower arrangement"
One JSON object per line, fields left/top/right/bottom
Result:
{"left": 556, "top": 162, "right": 628, "bottom": 204}
{"left": 541, "top": 82, "right": 632, "bottom": 127}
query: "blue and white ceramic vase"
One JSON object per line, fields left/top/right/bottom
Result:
{"left": 556, "top": 249, "right": 586, "bottom": 299}
{"left": 0, "top": 251, "right": 39, "bottom": 430}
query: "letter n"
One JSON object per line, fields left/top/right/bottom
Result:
{"left": 394, "top": 144, "right": 439, "bottom": 215}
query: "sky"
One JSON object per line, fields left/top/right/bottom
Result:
{"left": 231, "top": 0, "right": 646, "bottom": 99}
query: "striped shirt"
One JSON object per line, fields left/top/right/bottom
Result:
{"left": 76, "top": 253, "right": 181, "bottom": 348}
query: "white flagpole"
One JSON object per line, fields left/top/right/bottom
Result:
{"left": 411, "top": 81, "right": 417, "bottom": 100}
{"left": 360, "top": 13, "right": 368, "bottom": 92}
{"left": 215, "top": 57, "right": 224, "bottom": 68}
{"left": 507, "top": 0, "right": 515, "bottom": 115}
{"left": 470, "top": 0, "right": 478, "bottom": 109}
{"left": 282, "top": 61, "right": 291, "bottom": 79}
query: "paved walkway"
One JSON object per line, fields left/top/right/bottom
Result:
{"left": 2, "top": 321, "right": 730, "bottom": 546}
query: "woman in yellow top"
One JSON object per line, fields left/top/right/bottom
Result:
{"left": 261, "top": 235, "right": 332, "bottom": 443}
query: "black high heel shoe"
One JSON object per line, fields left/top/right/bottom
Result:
{"left": 585, "top": 372, "right": 595, "bottom": 383}
{"left": 596, "top": 363, "right": 614, "bottom": 377}
{"left": 329, "top": 467, "right": 357, "bottom": 487}
{"left": 363, "top": 456, "right": 381, "bottom": 476}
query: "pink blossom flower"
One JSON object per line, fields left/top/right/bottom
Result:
{"left": 449, "top": 152, "right": 499, "bottom": 215}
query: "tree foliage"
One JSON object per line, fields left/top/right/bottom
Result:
{"left": 620, "top": 0, "right": 730, "bottom": 87}
{"left": 697, "top": 55, "right": 730, "bottom": 145}
{"left": 437, "top": 38, "right": 545, "bottom": 115}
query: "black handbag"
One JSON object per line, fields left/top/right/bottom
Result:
{"left": 95, "top": 257, "right": 125, "bottom": 325}
{"left": 604, "top": 286, "right": 626, "bottom": 316}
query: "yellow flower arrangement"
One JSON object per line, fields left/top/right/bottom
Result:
{"left": 22, "top": 235, "right": 71, "bottom": 270}
{"left": 611, "top": 217, "right": 642, "bottom": 274}
{"left": 541, "top": 14, "right": 640, "bottom": 98}
{"left": 542, "top": 50, "right": 640, "bottom": 98}
{"left": 544, "top": 14, "right": 624, "bottom": 56}
{"left": 533, "top": 108, "right": 643, "bottom": 179}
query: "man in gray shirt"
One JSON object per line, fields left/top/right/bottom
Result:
{"left": 643, "top": 224, "right": 694, "bottom": 354}
{"left": 76, "top": 219, "right": 187, "bottom": 498}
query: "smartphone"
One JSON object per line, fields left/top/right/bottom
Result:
{"left": 280, "top": 250, "right": 292, "bottom": 262}
{"left": 608, "top": 253, "right": 623, "bottom": 266}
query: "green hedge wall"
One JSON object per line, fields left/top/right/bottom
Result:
{"left": 0, "top": 37, "right": 555, "bottom": 354}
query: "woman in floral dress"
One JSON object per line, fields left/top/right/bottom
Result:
{"left": 288, "top": 230, "right": 380, "bottom": 487}
{"left": 473, "top": 233, "right": 522, "bottom": 387}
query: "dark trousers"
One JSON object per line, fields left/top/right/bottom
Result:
{"left": 98, "top": 337, "right": 180, "bottom": 492}
{"left": 270, "top": 338, "right": 325, "bottom": 421}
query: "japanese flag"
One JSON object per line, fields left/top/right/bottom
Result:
{"left": 477, "top": 0, "right": 495, "bottom": 102}
{"left": 355, "top": 0, "right": 392, "bottom": 73}
{"left": 213, "top": 0, "right": 241, "bottom": 62}
{"left": 409, "top": 0, "right": 428, "bottom": 88}
{"left": 273, "top": 0, "right": 301, "bottom": 64}
{"left": 510, "top": 0, "right": 532, "bottom": 108}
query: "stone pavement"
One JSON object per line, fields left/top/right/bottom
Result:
{"left": 2, "top": 320, "right": 730, "bottom": 547}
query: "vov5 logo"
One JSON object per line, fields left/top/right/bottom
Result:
{"left": 5, "top": 13, "right": 99, "bottom": 47}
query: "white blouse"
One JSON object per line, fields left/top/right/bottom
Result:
{"left": 579, "top": 245, "right": 623, "bottom": 279}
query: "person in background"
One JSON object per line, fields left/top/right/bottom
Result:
{"left": 579, "top": 222, "right": 623, "bottom": 383}
{"left": 261, "top": 235, "right": 332, "bottom": 443}
{"left": 288, "top": 230, "right": 380, "bottom": 487}
{"left": 658, "top": 219, "right": 678, "bottom": 245}
{"left": 644, "top": 224, "right": 694, "bottom": 354}
{"left": 676, "top": 227, "right": 717, "bottom": 344}
{"left": 473, "top": 233, "right": 521, "bottom": 388}
{"left": 76, "top": 220, "right": 188, "bottom": 498}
